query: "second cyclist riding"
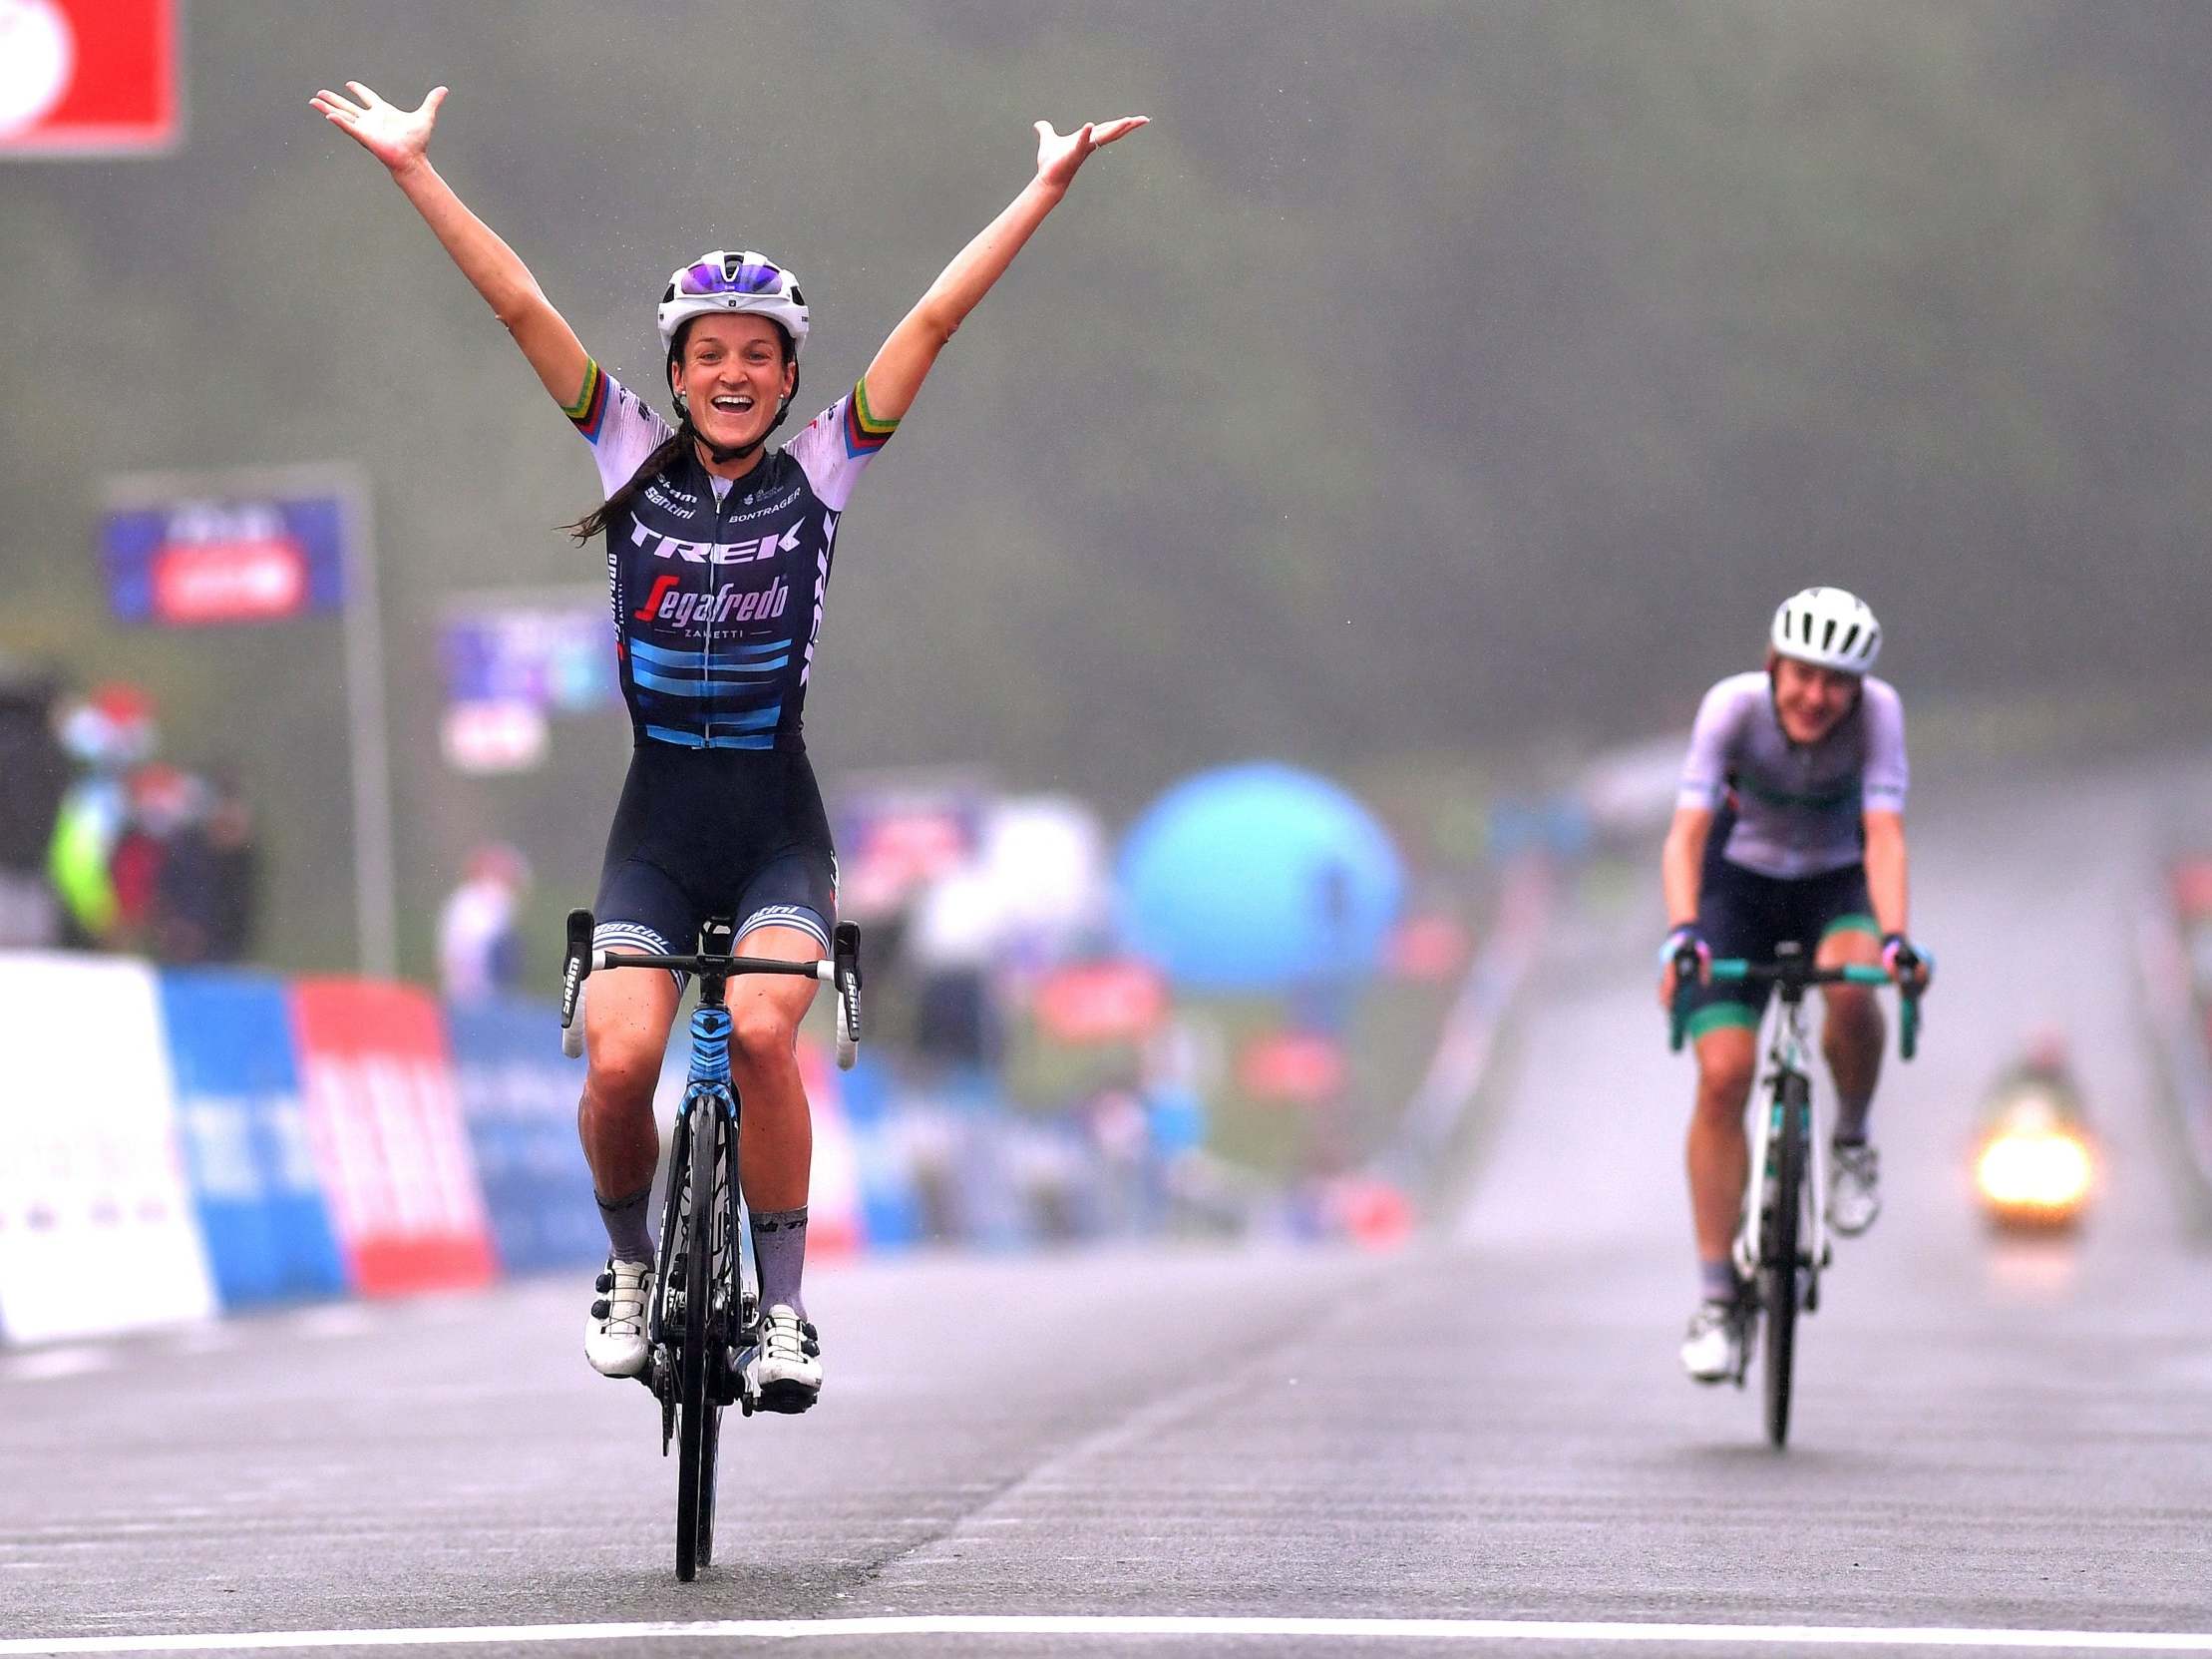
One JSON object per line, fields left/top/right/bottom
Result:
{"left": 1669, "top": 943, "right": 1921, "bottom": 1448}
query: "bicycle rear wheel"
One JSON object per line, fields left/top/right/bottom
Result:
{"left": 674, "top": 1103, "right": 722, "bottom": 1580}
{"left": 1762, "top": 1070, "right": 1808, "bottom": 1449}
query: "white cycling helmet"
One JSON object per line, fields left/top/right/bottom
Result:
{"left": 656, "top": 249, "right": 810, "bottom": 361}
{"left": 1769, "top": 586, "right": 1881, "bottom": 673}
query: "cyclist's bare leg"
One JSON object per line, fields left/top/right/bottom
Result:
{"left": 726, "top": 923, "right": 823, "bottom": 1214}
{"left": 1686, "top": 1024, "right": 1758, "bottom": 1270}
{"left": 1817, "top": 927, "right": 1884, "bottom": 1137}
{"left": 579, "top": 965, "right": 681, "bottom": 1208}
{"left": 727, "top": 924, "right": 823, "bottom": 1332}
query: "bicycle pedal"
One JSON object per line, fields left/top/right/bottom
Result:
{"left": 754, "top": 1384, "right": 818, "bottom": 1416}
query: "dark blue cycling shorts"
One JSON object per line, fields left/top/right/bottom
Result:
{"left": 593, "top": 744, "right": 837, "bottom": 978}
{"left": 1680, "top": 857, "right": 1879, "bottom": 1040}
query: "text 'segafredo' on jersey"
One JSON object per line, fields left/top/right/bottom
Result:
{"left": 1676, "top": 671, "right": 1909, "bottom": 880}
{"left": 568, "top": 361, "right": 897, "bottom": 751}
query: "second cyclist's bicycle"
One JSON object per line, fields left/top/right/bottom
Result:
{"left": 1670, "top": 941, "right": 1920, "bottom": 1448}
{"left": 559, "top": 908, "right": 862, "bottom": 1581}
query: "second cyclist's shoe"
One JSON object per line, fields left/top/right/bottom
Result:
{"left": 585, "top": 1258, "right": 653, "bottom": 1379}
{"left": 1830, "top": 1139, "right": 1882, "bottom": 1237}
{"left": 1679, "top": 1299, "right": 1745, "bottom": 1385}
{"left": 747, "top": 1303, "right": 822, "bottom": 1414}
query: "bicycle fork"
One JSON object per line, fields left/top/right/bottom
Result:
{"left": 1732, "top": 1064, "right": 1832, "bottom": 1306}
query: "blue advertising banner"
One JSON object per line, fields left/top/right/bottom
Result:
{"left": 446, "top": 997, "right": 603, "bottom": 1274}
{"left": 158, "top": 969, "right": 346, "bottom": 1308}
{"left": 101, "top": 492, "right": 349, "bottom": 626}
{"left": 835, "top": 1053, "right": 922, "bottom": 1250}
{"left": 441, "top": 595, "right": 616, "bottom": 715}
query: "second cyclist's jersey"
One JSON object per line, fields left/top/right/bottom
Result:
{"left": 567, "top": 361, "right": 898, "bottom": 751}
{"left": 1676, "top": 671, "right": 1908, "bottom": 879}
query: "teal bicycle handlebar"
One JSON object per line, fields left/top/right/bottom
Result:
{"left": 1668, "top": 956, "right": 1921, "bottom": 1059}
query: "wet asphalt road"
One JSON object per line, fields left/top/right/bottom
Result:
{"left": 4, "top": 759, "right": 2211, "bottom": 1657}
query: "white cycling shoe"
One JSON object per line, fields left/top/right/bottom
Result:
{"left": 1679, "top": 1299, "right": 1746, "bottom": 1385}
{"left": 745, "top": 1304, "right": 822, "bottom": 1414}
{"left": 585, "top": 1258, "right": 653, "bottom": 1379}
{"left": 1830, "top": 1140, "right": 1882, "bottom": 1237}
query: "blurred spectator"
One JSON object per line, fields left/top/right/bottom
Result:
{"left": 439, "top": 843, "right": 532, "bottom": 1001}
{"left": 1992, "top": 1027, "right": 2086, "bottom": 1119}
{"left": 0, "top": 662, "right": 68, "bottom": 949}
{"left": 47, "top": 682, "right": 159, "bottom": 948}
{"left": 112, "top": 763, "right": 207, "bottom": 949}
{"left": 908, "top": 859, "right": 1006, "bottom": 1073}
{"left": 152, "top": 768, "right": 260, "bottom": 964}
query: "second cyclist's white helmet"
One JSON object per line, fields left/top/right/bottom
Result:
{"left": 1770, "top": 586, "right": 1881, "bottom": 673}
{"left": 656, "top": 249, "right": 810, "bottom": 361}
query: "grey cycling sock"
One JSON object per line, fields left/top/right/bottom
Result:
{"left": 751, "top": 1206, "right": 809, "bottom": 1319}
{"left": 596, "top": 1185, "right": 656, "bottom": 1265}
{"left": 1699, "top": 1259, "right": 1740, "bottom": 1305}
{"left": 1833, "top": 1095, "right": 1873, "bottom": 1143}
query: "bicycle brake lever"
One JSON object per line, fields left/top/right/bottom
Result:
{"left": 559, "top": 908, "right": 594, "bottom": 1055}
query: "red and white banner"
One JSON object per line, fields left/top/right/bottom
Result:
{"left": 291, "top": 979, "right": 498, "bottom": 1296}
{"left": 0, "top": 0, "right": 179, "bottom": 157}
{"left": 0, "top": 954, "right": 215, "bottom": 1341}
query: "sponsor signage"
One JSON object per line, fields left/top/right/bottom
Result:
{"left": 0, "top": 0, "right": 180, "bottom": 158}
{"left": 160, "top": 970, "right": 346, "bottom": 1308}
{"left": 441, "top": 593, "right": 616, "bottom": 714}
{"left": 445, "top": 997, "right": 602, "bottom": 1274}
{"left": 0, "top": 954, "right": 215, "bottom": 1341}
{"left": 101, "top": 492, "right": 348, "bottom": 626}
{"left": 440, "top": 590, "right": 616, "bottom": 773}
{"left": 290, "top": 978, "right": 497, "bottom": 1295}
{"left": 440, "top": 700, "right": 550, "bottom": 776}
{"left": 1032, "top": 960, "right": 1168, "bottom": 1045}
{"left": 1237, "top": 1030, "right": 1346, "bottom": 1105}
{"left": 834, "top": 780, "right": 987, "bottom": 921}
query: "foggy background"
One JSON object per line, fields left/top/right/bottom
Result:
{"left": 12, "top": 5, "right": 2212, "bottom": 1643}
{"left": 3, "top": 0, "right": 2208, "bottom": 969}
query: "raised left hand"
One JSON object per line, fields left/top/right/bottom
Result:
{"left": 1034, "top": 115, "right": 1149, "bottom": 192}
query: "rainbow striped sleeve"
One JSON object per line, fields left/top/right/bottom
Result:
{"left": 842, "top": 376, "right": 900, "bottom": 458}
{"left": 564, "top": 358, "right": 610, "bottom": 442}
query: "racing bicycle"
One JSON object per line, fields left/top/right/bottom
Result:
{"left": 559, "top": 908, "right": 862, "bottom": 1581}
{"left": 1670, "top": 942, "right": 1919, "bottom": 1448}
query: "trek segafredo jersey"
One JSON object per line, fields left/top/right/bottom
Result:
{"left": 1676, "top": 671, "right": 1909, "bottom": 880}
{"left": 567, "top": 361, "right": 897, "bottom": 750}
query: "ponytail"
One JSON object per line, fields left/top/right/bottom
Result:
{"left": 565, "top": 422, "right": 695, "bottom": 545}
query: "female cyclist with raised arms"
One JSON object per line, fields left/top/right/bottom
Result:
{"left": 310, "top": 79, "right": 1146, "bottom": 1410}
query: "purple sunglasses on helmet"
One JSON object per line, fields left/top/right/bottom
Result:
{"left": 675, "top": 258, "right": 786, "bottom": 298}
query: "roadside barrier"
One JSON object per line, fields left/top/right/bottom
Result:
{"left": 0, "top": 952, "right": 904, "bottom": 1347}
{"left": 2134, "top": 902, "right": 2212, "bottom": 1211}
{"left": 0, "top": 954, "right": 217, "bottom": 1343}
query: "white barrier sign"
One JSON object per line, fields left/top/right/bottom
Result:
{"left": 0, "top": 953, "right": 215, "bottom": 1342}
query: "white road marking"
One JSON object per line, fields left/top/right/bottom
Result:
{"left": 4, "top": 1616, "right": 2212, "bottom": 1653}
{"left": 0, "top": 1347, "right": 114, "bottom": 1382}
{"left": 286, "top": 1306, "right": 376, "bottom": 1340}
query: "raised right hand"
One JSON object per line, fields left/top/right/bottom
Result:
{"left": 310, "top": 81, "right": 446, "bottom": 176}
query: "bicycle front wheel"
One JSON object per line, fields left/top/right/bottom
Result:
{"left": 1762, "top": 1069, "right": 1808, "bottom": 1449}
{"left": 674, "top": 1103, "right": 722, "bottom": 1580}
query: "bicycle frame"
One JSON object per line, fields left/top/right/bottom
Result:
{"left": 557, "top": 906, "right": 863, "bottom": 1581}
{"left": 1670, "top": 954, "right": 1917, "bottom": 1281}
{"left": 1732, "top": 986, "right": 1828, "bottom": 1296}
{"left": 649, "top": 988, "right": 747, "bottom": 1403}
